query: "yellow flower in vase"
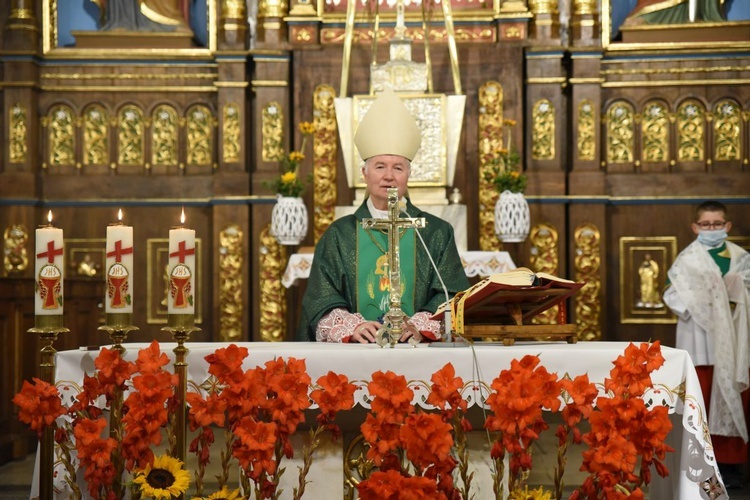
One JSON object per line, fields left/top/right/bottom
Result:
{"left": 264, "top": 121, "right": 315, "bottom": 198}
{"left": 281, "top": 171, "right": 298, "bottom": 184}
{"left": 132, "top": 454, "right": 190, "bottom": 500}
{"left": 486, "top": 147, "right": 526, "bottom": 194}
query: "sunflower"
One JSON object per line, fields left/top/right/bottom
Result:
{"left": 133, "top": 454, "right": 190, "bottom": 500}
{"left": 205, "top": 487, "right": 242, "bottom": 499}
{"left": 508, "top": 486, "right": 553, "bottom": 500}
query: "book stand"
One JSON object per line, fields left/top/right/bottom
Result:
{"left": 443, "top": 280, "right": 584, "bottom": 346}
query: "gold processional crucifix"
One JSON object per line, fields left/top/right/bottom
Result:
{"left": 362, "top": 187, "right": 425, "bottom": 347}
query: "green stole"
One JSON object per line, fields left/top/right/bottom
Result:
{"left": 709, "top": 243, "right": 731, "bottom": 276}
{"left": 356, "top": 225, "right": 416, "bottom": 321}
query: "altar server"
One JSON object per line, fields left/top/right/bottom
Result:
{"left": 297, "top": 89, "right": 469, "bottom": 343}
{"left": 663, "top": 200, "right": 750, "bottom": 488}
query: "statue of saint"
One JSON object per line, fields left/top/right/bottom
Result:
{"left": 637, "top": 253, "right": 663, "bottom": 308}
{"left": 624, "top": 0, "right": 725, "bottom": 26}
{"left": 92, "top": 0, "right": 193, "bottom": 33}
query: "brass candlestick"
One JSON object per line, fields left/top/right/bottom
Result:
{"left": 28, "top": 315, "right": 69, "bottom": 500}
{"left": 161, "top": 314, "right": 200, "bottom": 471}
{"left": 98, "top": 313, "right": 138, "bottom": 498}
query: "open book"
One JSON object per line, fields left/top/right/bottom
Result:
{"left": 431, "top": 268, "right": 582, "bottom": 331}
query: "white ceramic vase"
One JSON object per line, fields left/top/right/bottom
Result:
{"left": 494, "top": 190, "right": 530, "bottom": 243}
{"left": 271, "top": 195, "right": 308, "bottom": 245}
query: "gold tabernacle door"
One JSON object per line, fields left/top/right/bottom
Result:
{"left": 431, "top": 268, "right": 584, "bottom": 345}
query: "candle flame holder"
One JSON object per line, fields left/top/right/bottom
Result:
{"left": 28, "top": 315, "right": 69, "bottom": 500}
{"left": 162, "top": 314, "right": 200, "bottom": 472}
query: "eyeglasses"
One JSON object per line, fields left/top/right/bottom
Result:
{"left": 695, "top": 221, "right": 727, "bottom": 230}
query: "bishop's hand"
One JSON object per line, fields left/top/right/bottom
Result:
{"left": 352, "top": 320, "right": 381, "bottom": 343}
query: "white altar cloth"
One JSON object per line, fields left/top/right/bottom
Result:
{"left": 282, "top": 251, "right": 516, "bottom": 288}
{"left": 35, "top": 341, "right": 726, "bottom": 499}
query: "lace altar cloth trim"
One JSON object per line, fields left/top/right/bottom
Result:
{"left": 49, "top": 342, "right": 724, "bottom": 499}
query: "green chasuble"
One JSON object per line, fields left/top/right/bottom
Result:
{"left": 296, "top": 199, "right": 470, "bottom": 341}
{"left": 356, "top": 223, "right": 416, "bottom": 321}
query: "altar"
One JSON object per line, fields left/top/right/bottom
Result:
{"left": 33, "top": 341, "right": 726, "bottom": 499}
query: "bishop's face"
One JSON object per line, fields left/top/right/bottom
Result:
{"left": 362, "top": 154, "right": 411, "bottom": 210}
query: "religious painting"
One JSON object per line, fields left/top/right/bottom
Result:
{"left": 619, "top": 236, "right": 677, "bottom": 324}
{"left": 146, "top": 238, "right": 203, "bottom": 324}
{"left": 603, "top": 0, "right": 750, "bottom": 47}
{"left": 65, "top": 238, "right": 106, "bottom": 279}
{"left": 43, "top": 0, "right": 216, "bottom": 54}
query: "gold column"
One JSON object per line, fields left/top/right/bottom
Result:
{"left": 574, "top": 223, "right": 602, "bottom": 341}
{"left": 528, "top": 0, "right": 559, "bottom": 42}
{"left": 219, "top": 0, "right": 248, "bottom": 49}
{"left": 4, "top": 0, "right": 38, "bottom": 51}
{"left": 259, "top": 225, "right": 287, "bottom": 341}
{"left": 257, "top": 0, "right": 289, "bottom": 45}
{"left": 529, "top": 223, "right": 559, "bottom": 325}
{"left": 219, "top": 225, "right": 243, "bottom": 341}
{"left": 478, "top": 82, "right": 504, "bottom": 251}
{"left": 570, "top": 0, "right": 599, "bottom": 46}
{"left": 312, "top": 85, "right": 337, "bottom": 243}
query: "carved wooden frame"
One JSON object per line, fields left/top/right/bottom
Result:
{"left": 619, "top": 236, "right": 677, "bottom": 325}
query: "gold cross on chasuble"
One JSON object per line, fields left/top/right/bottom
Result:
{"left": 361, "top": 188, "right": 425, "bottom": 347}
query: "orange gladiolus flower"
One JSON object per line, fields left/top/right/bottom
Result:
{"left": 426, "top": 363, "right": 466, "bottom": 415}
{"left": 205, "top": 343, "right": 248, "bottom": 384}
{"left": 233, "top": 417, "right": 278, "bottom": 480}
{"left": 94, "top": 347, "right": 137, "bottom": 395}
{"left": 187, "top": 392, "right": 227, "bottom": 430}
{"left": 73, "top": 417, "right": 107, "bottom": 447}
{"left": 357, "top": 469, "right": 404, "bottom": 499}
{"left": 361, "top": 414, "right": 402, "bottom": 465}
{"left": 135, "top": 340, "right": 170, "bottom": 374}
{"left": 369, "top": 370, "right": 414, "bottom": 420}
{"left": 311, "top": 371, "right": 357, "bottom": 425}
{"left": 12, "top": 378, "right": 65, "bottom": 435}
{"left": 132, "top": 371, "right": 175, "bottom": 401}
{"left": 400, "top": 413, "right": 454, "bottom": 469}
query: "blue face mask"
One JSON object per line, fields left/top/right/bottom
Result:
{"left": 697, "top": 229, "right": 728, "bottom": 247}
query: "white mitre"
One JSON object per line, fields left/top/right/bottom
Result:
{"left": 354, "top": 88, "right": 422, "bottom": 161}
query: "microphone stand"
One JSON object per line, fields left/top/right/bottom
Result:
{"left": 400, "top": 206, "right": 468, "bottom": 348}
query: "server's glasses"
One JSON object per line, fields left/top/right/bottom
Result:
{"left": 696, "top": 221, "right": 727, "bottom": 230}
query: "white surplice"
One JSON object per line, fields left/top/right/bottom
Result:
{"left": 664, "top": 240, "right": 750, "bottom": 441}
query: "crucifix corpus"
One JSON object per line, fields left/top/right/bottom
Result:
{"left": 362, "top": 187, "right": 425, "bottom": 347}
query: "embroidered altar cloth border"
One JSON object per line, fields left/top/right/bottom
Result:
{"left": 281, "top": 250, "right": 516, "bottom": 288}
{"left": 48, "top": 341, "right": 724, "bottom": 499}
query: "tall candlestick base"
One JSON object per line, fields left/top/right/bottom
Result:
{"left": 162, "top": 314, "right": 200, "bottom": 486}
{"left": 98, "top": 313, "right": 139, "bottom": 354}
{"left": 98, "top": 313, "right": 138, "bottom": 498}
{"left": 28, "top": 315, "right": 69, "bottom": 500}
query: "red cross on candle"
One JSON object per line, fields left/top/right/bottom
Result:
{"left": 37, "top": 240, "right": 63, "bottom": 263}
{"left": 106, "top": 240, "right": 134, "bottom": 262}
{"left": 169, "top": 240, "right": 195, "bottom": 263}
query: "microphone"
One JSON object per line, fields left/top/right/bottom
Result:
{"left": 399, "top": 205, "right": 454, "bottom": 343}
